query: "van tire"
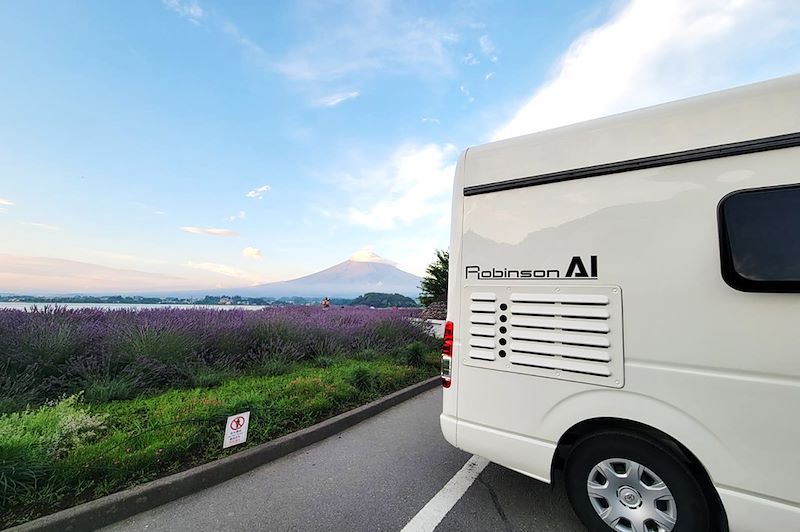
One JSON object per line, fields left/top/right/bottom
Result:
{"left": 564, "top": 430, "right": 711, "bottom": 532}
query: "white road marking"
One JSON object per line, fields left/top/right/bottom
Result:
{"left": 400, "top": 455, "right": 490, "bottom": 532}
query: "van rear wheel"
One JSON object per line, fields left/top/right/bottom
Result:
{"left": 564, "top": 431, "right": 711, "bottom": 532}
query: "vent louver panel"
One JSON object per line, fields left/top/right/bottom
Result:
{"left": 464, "top": 286, "right": 623, "bottom": 388}
{"left": 468, "top": 291, "right": 498, "bottom": 363}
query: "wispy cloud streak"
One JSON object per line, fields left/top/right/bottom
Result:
{"left": 162, "top": 0, "right": 203, "bottom": 24}
{"left": 314, "top": 91, "right": 360, "bottom": 107}
{"left": 180, "top": 227, "right": 239, "bottom": 237}
{"left": 245, "top": 185, "right": 271, "bottom": 199}
{"left": 26, "top": 222, "right": 60, "bottom": 231}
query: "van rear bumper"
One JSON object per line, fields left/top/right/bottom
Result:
{"left": 440, "top": 416, "right": 556, "bottom": 484}
{"left": 440, "top": 413, "right": 458, "bottom": 448}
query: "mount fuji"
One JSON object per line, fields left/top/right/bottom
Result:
{"left": 223, "top": 251, "right": 422, "bottom": 299}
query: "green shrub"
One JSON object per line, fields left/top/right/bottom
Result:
{"left": 250, "top": 321, "right": 303, "bottom": 362}
{"left": 0, "top": 394, "right": 107, "bottom": 503}
{"left": 313, "top": 356, "right": 336, "bottom": 368}
{"left": 83, "top": 377, "right": 136, "bottom": 403}
{"left": 401, "top": 342, "right": 428, "bottom": 367}
{"left": 348, "top": 365, "right": 376, "bottom": 393}
{"left": 352, "top": 348, "right": 380, "bottom": 361}
{"left": 372, "top": 321, "right": 407, "bottom": 347}
{"left": 117, "top": 327, "right": 194, "bottom": 365}
{"left": 24, "top": 323, "right": 79, "bottom": 372}
{"left": 251, "top": 359, "right": 293, "bottom": 377}
{"left": 0, "top": 362, "right": 39, "bottom": 414}
{"left": 307, "top": 334, "right": 343, "bottom": 360}
{"left": 187, "top": 368, "right": 231, "bottom": 389}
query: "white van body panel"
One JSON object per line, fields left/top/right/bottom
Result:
{"left": 442, "top": 75, "right": 800, "bottom": 530}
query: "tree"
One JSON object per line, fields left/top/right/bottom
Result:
{"left": 350, "top": 292, "right": 419, "bottom": 308}
{"left": 419, "top": 250, "right": 449, "bottom": 306}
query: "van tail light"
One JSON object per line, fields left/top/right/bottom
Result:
{"left": 441, "top": 321, "right": 454, "bottom": 388}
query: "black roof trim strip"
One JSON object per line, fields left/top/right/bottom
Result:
{"left": 463, "top": 131, "right": 800, "bottom": 197}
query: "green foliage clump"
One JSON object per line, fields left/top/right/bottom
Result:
{"left": 0, "top": 394, "right": 107, "bottom": 502}
{"left": 313, "top": 356, "right": 336, "bottom": 368}
{"left": 348, "top": 365, "right": 376, "bottom": 393}
{"left": 400, "top": 342, "right": 428, "bottom": 367}
{"left": 187, "top": 368, "right": 232, "bottom": 389}
{"left": 0, "top": 362, "right": 40, "bottom": 414}
{"left": 117, "top": 327, "right": 195, "bottom": 365}
{"left": 350, "top": 293, "right": 419, "bottom": 308}
{"left": 251, "top": 359, "right": 293, "bottom": 377}
{"left": 307, "top": 335, "right": 342, "bottom": 359}
{"left": 249, "top": 321, "right": 304, "bottom": 362}
{"left": 352, "top": 348, "right": 380, "bottom": 361}
{"left": 419, "top": 250, "right": 449, "bottom": 306}
{"left": 84, "top": 377, "right": 136, "bottom": 403}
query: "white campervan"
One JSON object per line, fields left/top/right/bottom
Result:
{"left": 440, "top": 75, "right": 800, "bottom": 532}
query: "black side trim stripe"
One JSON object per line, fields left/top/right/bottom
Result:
{"left": 463, "top": 131, "right": 800, "bottom": 197}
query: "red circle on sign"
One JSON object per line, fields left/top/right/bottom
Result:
{"left": 231, "top": 416, "right": 245, "bottom": 430}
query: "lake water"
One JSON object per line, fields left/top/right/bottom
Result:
{"left": 0, "top": 302, "right": 269, "bottom": 311}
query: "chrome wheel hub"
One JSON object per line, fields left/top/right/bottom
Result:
{"left": 617, "top": 486, "right": 642, "bottom": 509}
{"left": 587, "top": 458, "right": 677, "bottom": 532}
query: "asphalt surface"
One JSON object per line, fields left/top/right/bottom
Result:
{"left": 103, "top": 388, "right": 585, "bottom": 532}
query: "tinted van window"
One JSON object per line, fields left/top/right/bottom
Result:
{"left": 719, "top": 184, "right": 800, "bottom": 292}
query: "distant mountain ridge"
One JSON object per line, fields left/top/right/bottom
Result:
{"left": 211, "top": 259, "right": 422, "bottom": 299}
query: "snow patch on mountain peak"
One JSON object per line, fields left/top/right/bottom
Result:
{"left": 349, "top": 247, "right": 397, "bottom": 266}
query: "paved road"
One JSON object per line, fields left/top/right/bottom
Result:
{"left": 104, "top": 389, "right": 585, "bottom": 532}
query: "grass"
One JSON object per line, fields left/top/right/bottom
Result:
{"left": 0, "top": 355, "right": 439, "bottom": 528}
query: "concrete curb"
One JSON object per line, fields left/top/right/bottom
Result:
{"left": 11, "top": 376, "right": 440, "bottom": 532}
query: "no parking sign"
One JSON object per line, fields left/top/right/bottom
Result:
{"left": 223, "top": 411, "right": 250, "bottom": 448}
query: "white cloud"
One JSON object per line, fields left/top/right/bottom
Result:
{"left": 180, "top": 226, "right": 239, "bottom": 237}
{"left": 186, "top": 261, "right": 262, "bottom": 283}
{"left": 314, "top": 91, "right": 361, "bottom": 108}
{"left": 229, "top": 210, "right": 246, "bottom": 221}
{"left": 162, "top": 0, "right": 203, "bottom": 24}
{"left": 245, "top": 185, "right": 271, "bottom": 199}
{"left": 479, "top": 35, "right": 498, "bottom": 62}
{"left": 26, "top": 222, "right": 60, "bottom": 231}
{"left": 0, "top": 197, "right": 13, "bottom": 206}
{"left": 242, "top": 247, "right": 262, "bottom": 260}
{"left": 342, "top": 143, "right": 457, "bottom": 231}
{"left": 378, "top": 235, "right": 449, "bottom": 277}
{"left": 462, "top": 53, "right": 479, "bottom": 66}
{"left": 492, "top": 0, "right": 800, "bottom": 141}
{"left": 421, "top": 117, "right": 441, "bottom": 124}
{"left": 485, "top": 72, "right": 494, "bottom": 81}
{"left": 274, "top": 3, "right": 459, "bottom": 82}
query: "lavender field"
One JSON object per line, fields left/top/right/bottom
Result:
{"left": 1, "top": 305, "right": 439, "bottom": 526}
{"left": 0, "top": 305, "right": 430, "bottom": 413}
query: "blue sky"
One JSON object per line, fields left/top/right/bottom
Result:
{"left": 1, "top": 0, "right": 799, "bottom": 294}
